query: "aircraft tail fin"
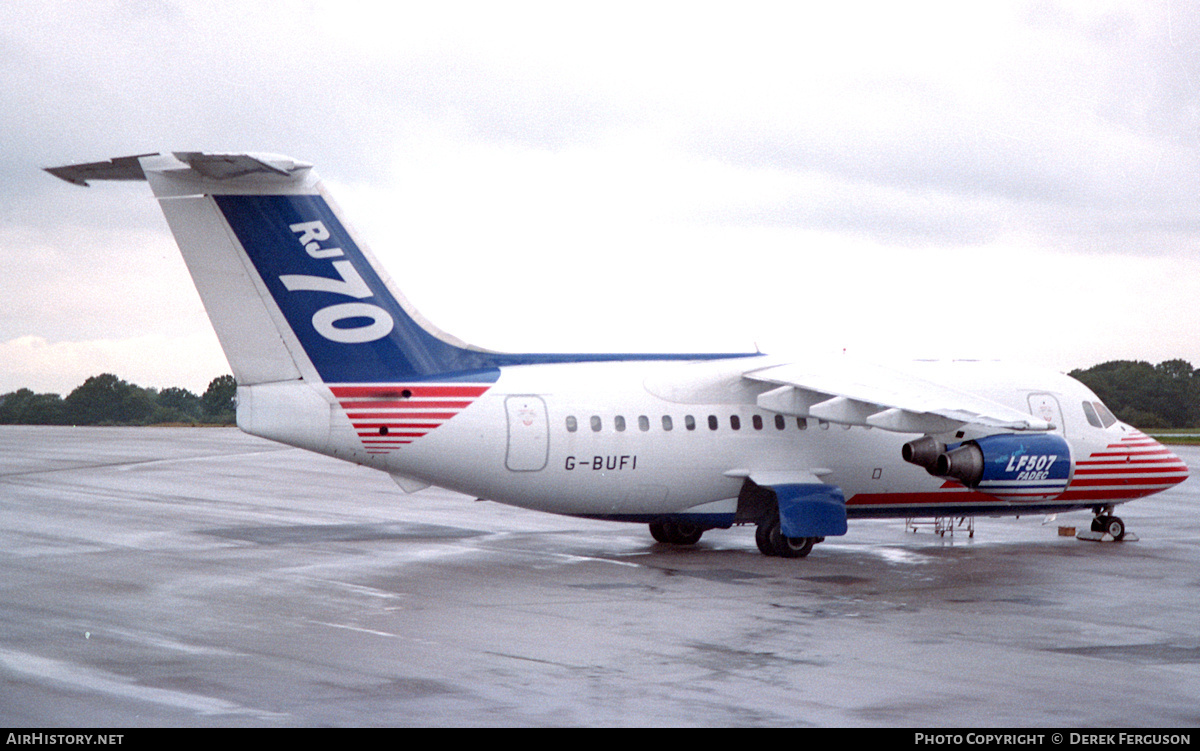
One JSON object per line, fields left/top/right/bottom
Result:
{"left": 47, "top": 152, "right": 499, "bottom": 387}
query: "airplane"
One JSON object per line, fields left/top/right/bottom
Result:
{"left": 46, "top": 151, "right": 1190, "bottom": 558}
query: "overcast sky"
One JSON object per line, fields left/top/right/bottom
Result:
{"left": 3, "top": 1, "right": 1199, "bottom": 396}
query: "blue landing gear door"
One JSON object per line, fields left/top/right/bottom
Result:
{"left": 750, "top": 471, "right": 848, "bottom": 538}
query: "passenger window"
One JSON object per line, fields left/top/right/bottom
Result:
{"left": 662, "top": 415, "right": 673, "bottom": 431}
{"left": 752, "top": 414, "right": 763, "bottom": 430}
{"left": 775, "top": 414, "right": 786, "bottom": 430}
{"left": 1093, "top": 401, "right": 1118, "bottom": 428}
{"left": 730, "top": 415, "right": 741, "bottom": 430}
{"left": 818, "top": 420, "right": 829, "bottom": 430}
{"left": 685, "top": 415, "right": 696, "bottom": 431}
{"left": 797, "top": 418, "right": 807, "bottom": 430}
{"left": 1081, "top": 401, "right": 1103, "bottom": 429}
{"left": 614, "top": 415, "right": 626, "bottom": 432}
{"left": 708, "top": 415, "right": 718, "bottom": 431}
{"left": 566, "top": 416, "right": 577, "bottom": 432}
{"left": 591, "top": 415, "right": 602, "bottom": 432}
{"left": 638, "top": 415, "right": 650, "bottom": 432}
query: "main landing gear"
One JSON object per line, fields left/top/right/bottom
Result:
{"left": 649, "top": 519, "right": 705, "bottom": 546}
{"left": 754, "top": 515, "right": 818, "bottom": 558}
{"left": 647, "top": 517, "right": 821, "bottom": 557}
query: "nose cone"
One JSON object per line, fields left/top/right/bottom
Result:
{"left": 1069, "top": 430, "right": 1188, "bottom": 501}
{"left": 1158, "top": 440, "right": 1191, "bottom": 489}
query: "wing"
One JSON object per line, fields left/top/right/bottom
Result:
{"left": 743, "top": 356, "right": 1052, "bottom": 434}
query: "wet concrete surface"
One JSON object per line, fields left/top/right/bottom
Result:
{"left": 1, "top": 426, "right": 1197, "bottom": 727}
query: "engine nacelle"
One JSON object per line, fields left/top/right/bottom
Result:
{"left": 903, "top": 433, "right": 1072, "bottom": 500}
{"left": 900, "top": 435, "right": 944, "bottom": 470}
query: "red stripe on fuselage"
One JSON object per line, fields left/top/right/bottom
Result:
{"left": 1072, "top": 464, "right": 1187, "bottom": 475}
{"left": 343, "top": 411, "right": 458, "bottom": 419}
{"left": 848, "top": 490, "right": 978, "bottom": 507}
{"left": 330, "top": 385, "right": 490, "bottom": 398}
{"left": 331, "top": 382, "right": 491, "bottom": 455}
{"left": 1066, "top": 475, "right": 1188, "bottom": 487}
{"left": 336, "top": 399, "right": 476, "bottom": 410}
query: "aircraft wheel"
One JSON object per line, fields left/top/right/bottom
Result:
{"left": 669, "top": 521, "right": 704, "bottom": 545}
{"left": 1104, "top": 516, "right": 1126, "bottom": 541}
{"left": 755, "top": 520, "right": 778, "bottom": 556}
{"left": 771, "top": 526, "right": 814, "bottom": 559}
{"left": 1091, "top": 516, "right": 1106, "bottom": 533}
{"left": 652, "top": 520, "right": 703, "bottom": 545}
{"left": 761, "top": 519, "right": 813, "bottom": 558}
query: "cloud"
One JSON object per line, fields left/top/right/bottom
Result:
{"left": 673, "top": 2, "right": 1200, "bottom": 253}
{"left": 0, "top": 334, "right": 227, "bottom": 396}
{"left": 0, "top": 223, "right": 211, "bottom": 341}
{"left": 4, "top": 0, "right": 1200, "bottom": 392}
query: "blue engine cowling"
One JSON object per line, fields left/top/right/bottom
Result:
{"left": 931, "top": 433, "right": 1072, "bottom": 500}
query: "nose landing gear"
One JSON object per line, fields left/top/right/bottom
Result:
{"left": 1078, "top": 506, "right": 1135, "bottom": 542}
{"left": 1090, "top": 513, "right": 1126, "bottom": 541}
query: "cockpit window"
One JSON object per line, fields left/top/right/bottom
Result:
{"left": 1093, "top": 401, "right": 1118, "bottom": 428}
{"left": 1081, "top": 401, "right": 1103, "bottom": 428}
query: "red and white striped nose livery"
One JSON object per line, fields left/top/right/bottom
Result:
{"left": 1061, "top": 430, "right": 1189, "bottom": 502}
{"left": 330, "top": 383, "right": 491, "bottom": 454}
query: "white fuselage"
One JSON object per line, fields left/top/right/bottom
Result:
{"left": 239, "top": 356, "right": 1174, "bottom": 524}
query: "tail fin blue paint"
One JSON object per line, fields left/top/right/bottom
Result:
{"left": 212, "top": 192, "right": 501, "bottom": 383}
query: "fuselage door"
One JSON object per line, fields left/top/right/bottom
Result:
{"left": 504, "top": 395, "right": 549, "bottom": 471}
{"left": 1027, "top": 393, "right": 1065, "bottom": 435}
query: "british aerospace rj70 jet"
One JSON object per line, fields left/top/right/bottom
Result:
{"left": 47, "top": 152, "right": 1189, "bottom": 558}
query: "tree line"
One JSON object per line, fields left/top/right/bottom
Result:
{"left": 2, "top": 360, "right": 1197, "bottom": 429}
{"left": 1069, "top": 359, "right": 1199, "bottom": 429}
{"left": 0, "top": 374, "right": 236, "bottom": 426}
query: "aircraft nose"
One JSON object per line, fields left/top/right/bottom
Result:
{"left": 1140, "top": 434, "right": 1189, "bottom": 494}
{"left": 1155, "top": 439, "right": 1189, "bottom": 488}
{"left": 1071, "top": 431, "right": 1189, "bottom": 500}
